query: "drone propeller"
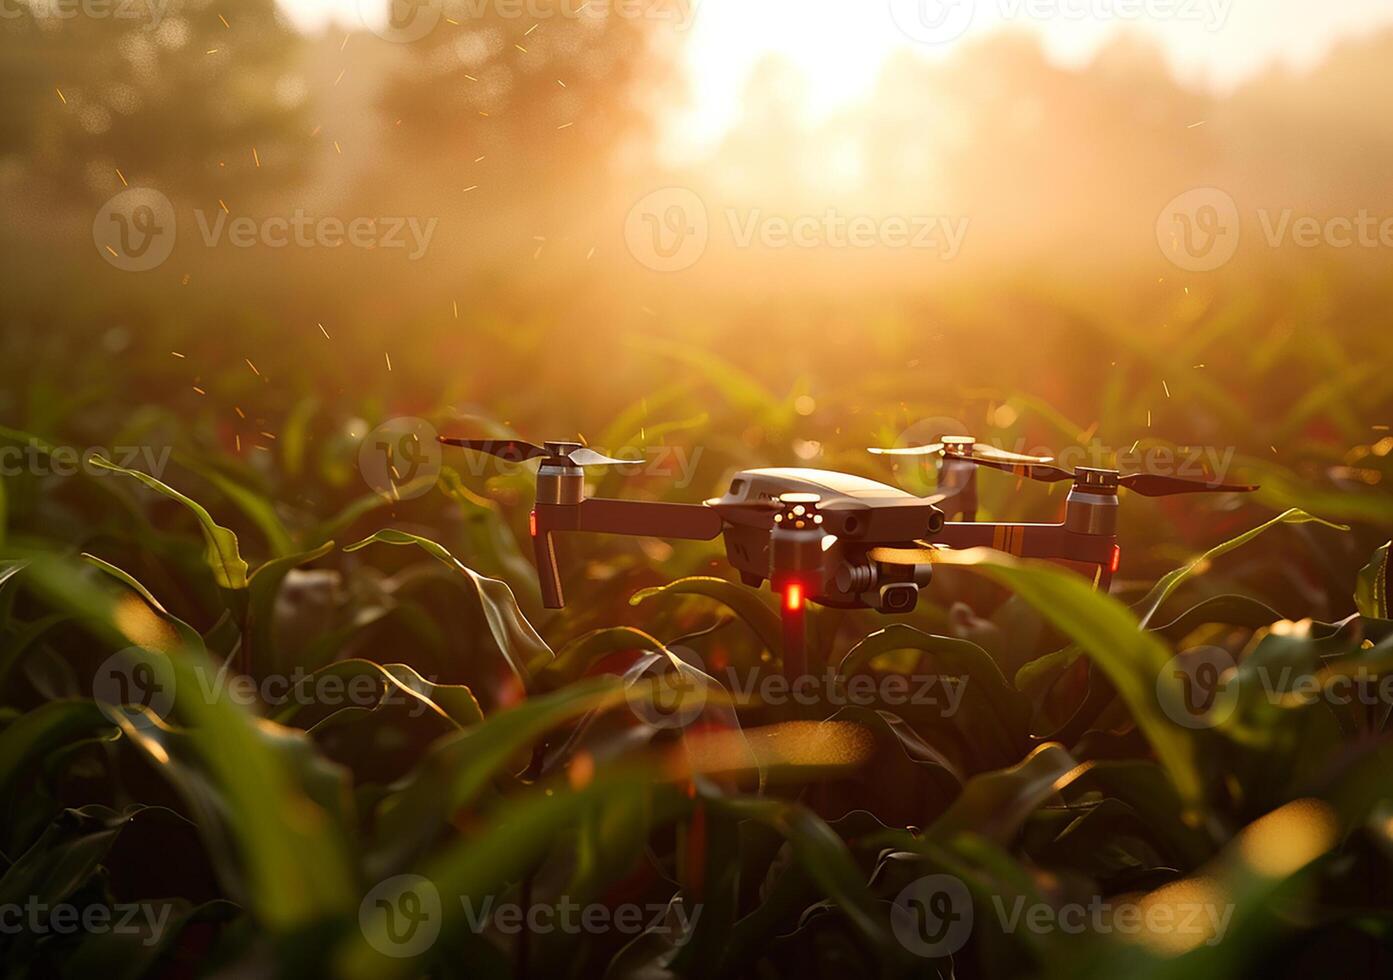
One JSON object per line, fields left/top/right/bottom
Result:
{"left": 868, "top": 435, "right": 1053, "bottom": 465}
{"left": 965, "top": 456, "right": 1258, "bottom": 496}
{"left": 438, "top": 437, "right": 642, "bottom": 467}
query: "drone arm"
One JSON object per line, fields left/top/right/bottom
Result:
{"left": 576, "top": 498, "right": 725, "bottom": 540}
{"left": 531, "top": 498, "right": 724, "bottom": 608}
{"left": 938, "top": 522, "right": 1116, "bottom": 566}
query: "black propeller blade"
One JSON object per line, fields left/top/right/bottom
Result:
{"left": 966, "top": 456, "right": 1257, "bottom": 496}
{"left": 438, "top": 437, "right": 642, "bottom": 466}
{"left": 1116, "top": 471, "right": 1259, "bottom": 497}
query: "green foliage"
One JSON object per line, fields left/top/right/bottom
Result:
{"left": 3, "top": 363, "right": 1393, "bottom": 978}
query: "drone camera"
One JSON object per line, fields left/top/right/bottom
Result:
{"left": 877, "top": 582, "right": 920, "bottom": 614}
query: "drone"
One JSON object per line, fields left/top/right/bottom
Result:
{"left": 438, "top": 434, "right": 1256, "bottom": 677}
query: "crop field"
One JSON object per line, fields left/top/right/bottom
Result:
{"left": 3, "top": 3, "right": 1393, "bottom": 978}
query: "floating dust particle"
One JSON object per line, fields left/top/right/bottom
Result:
{"left": 104, "top": 245, "right": 118, "bottom": 258}
{"left": 1162, "top": 380, "right": 1170, "bottom": 398}
{"left": 1188, "top": 120, "right": 1207, "bottom": 128}
{"left": 462, "top": 184, "right": 478, "bottom": 192}
{"left": 333, "top": 69, "right": 346, "bottom": 87}
{"left": 318, "top": 322, "right": 330, "bottom": 339}
{"left": 235, "top": 434, "right": 241, "bottom": 451}
{"left": 557, "top": 79, "right": 566, "bottom": 87}
{"left": 474, "top": 155, "right": 485, "bottom": 162}
{"left": 478, "top": 111, "right": 489, "bottom": 117}
{"left": 333, "top": 141, "right": 342, "bottom": 154}
{"left": 171, "top": 351, "right": 185, "bottom": 358}
{"left": 525, "top": 23, "right": 538, "bottom": 34}
{"left": 1271, "top": 446, "right": 1278, "bottom": 453}
{"left": 464, "top": 74, "right": 478, "bottom": 81}
{"left": 116, "top": 168, "right": 128, "bottom": 186}
{"left": 218, "top": 199, "right": 229, "bottom": 213}
{"left": 586, "top": 245, "right": 595, "bottom": 260}
{"left": 181, "top": 273, "right": 190, "bottom": 285}
{"left": 1147, "top": 410, "right": 1152, "bottom": 427}
{"left": 252, "top": 147, "right": 260, "bottom": 168}
{"left": 193, "top": 386, "right": 206, "bottom": 395}
{"left": 218, "top": 13, "right": 229, "bottom": 27}
{"left": 340, "top": 32, "right": 350, "bottom": 51}
{"left": 56, "top": 88, "right": 66, "bottom": 104}
{"left": 515, "top": 44, "right": 527, "bottom": 52}
{"left": 385, "top": 352, "right": 392, "bottom": 371}
{"left": 234, "top": 406, "right": 246, "bottom": 418}
{"left": 1129, "top": 439, "right": 1140, "bottom": 454}
{"left": 261, "top": 431, "right": 276, "bottom": 440}
{"left": 245, "top": 358, "right": 260, "bottom": 376}
{"left": 557, "top": 122, "right": 573, "bottom": 129}
{"left": 452, "top": 299, "right": 458, "bottom": 318}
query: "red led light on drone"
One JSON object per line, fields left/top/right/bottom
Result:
{"left": 1110, "top": 544, "right": 1121, "bottom": 574}
{"left": 785, "top": 582, "right": 804, "bottom": 612}
{"left": 529, "top": 510, "right": 537, "bottom": 537}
